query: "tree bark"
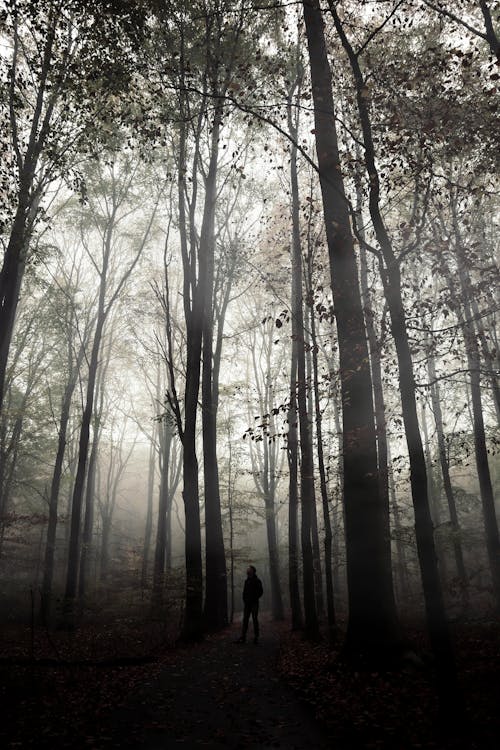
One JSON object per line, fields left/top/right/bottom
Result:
{"left": 289, "top": 89, "right": 319, "bottom": 640}
{"left": 41, "top": 381, "right": 73, "bottom": 615}
{"left": 63, "top": 313, "right": 106, "bottom": 619}
{"left": 386, "top": 440, "right": 410, "bottom": 605}
{"left": 0, "top": 211, "right": 28, "bottom": 415}
{"left": 177, "top": 107, "right": 204, "bottom": 640}
{"left": 202, "top": 112, "right": 228, "bottom": 632}
{"left": 100, "top": 518, "right": 111, "bottom": 583}
{"left": 425, "top": 334, "right": 468, "bottom": 605}
{"left": 305, "top": 328, "right": 324, "bottom": 618}
{"left": 141, "top": 429, "right": 156, "bottom": 589}
{"left": 447, "top": 251, "right": 500, "bottom": 610}
{"left": 306, "top": 281, "right": 336, "bottom": 639}
{"left": 152, "top": 418, "right": 172, "bottom": 607}
{"left": 328, "top": 0, "right": 461, "bottom": 707}
{"left": 287, "top": 349, "right": 303, "bottom": 630}
{"left": 468, "top": 294, "right": 500, "bottom": 424}
{"left": 479, "top": 0, "right": 499, "bottom": 60}
{"left": 0, "top": 11, "right": 58, "bottom": 414}
{"left": 262, "top": 346, "right": 285, "bottom": 621}
{"left": 78, "top": 340, "right": 110, "bottom": 603}
{"left": 303, "top": 0, "right": 400, "bottom": 656}
{"left": 78, "top": 425, "right": 99, "bottom": 600}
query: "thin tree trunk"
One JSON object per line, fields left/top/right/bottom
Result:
{"left": 0, "top": 11, "right": 59, "bottom": 414}
{"left": 78, "top": 427, "right": 98, "bottom": 600}
{"left": 420, "top": 400, "right": 439, "bottom": 524}
{"left": 288, "top": 83, "right": 318, "bottom": 640}
{"left": 63, "top": 314, "right": 105, "bottom": 619}
{"left": 305, "top": 327, "right": 324, "bottom": 618}
{"left": 100, "top": 519, "right": 111, "bottom": 582}
{"left": 141, "top": 431, "right": 156, "bottom": 589}
{"left": 263, "top": 374, "right": 285, "bottom": 620}
{"left": 229, "top": 491, "right": 235, "bottom": 625}
{"left": 226, "top": 436, "right": 235, "bottom": 625}
{"left": 287, "top": 350, "right": 303, "bottom": 629}
{"left": 357, "top": 214, "right": 409, "bottom": 611}
{"left": 41, "top": 315, "right": 87, "bottom": 617}
{"left": 386, "top": 440, "right": 409, "bottom": 606}
{"left": 426, "top": 334, "right": 468, "bottom": 605}
{"left": 330, "top": 358, "right": 345, "bottom": 608}
{"left": 0, "top": 252, "right": 25, "bottom": 416}
{"left": 479, "top": 0, "right": 500, "bottom": 60}
{"left": 307, "top": 288, "right": 336, "bottom": 639}
{"left": 468, "top": 294, "right": 500, "bottom": 424}
{"left": 358, "top": 208, "right": 391, "bottom": 571}
{"left": 447, "top": 254, "right": 500, "bottom": 610}
{"left": 152, "top": 419, "right": 172, "bottom": 607}
{"left": 0, "top": 413, "right": 23, "bottom": 551}
{"left": 41, "top": 384, "right": 73, "bottom": 616}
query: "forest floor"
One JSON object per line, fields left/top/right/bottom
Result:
{"left": 0, "top": 613, "right": 499, "bottom": 748}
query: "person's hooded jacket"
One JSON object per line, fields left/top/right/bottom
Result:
{"left": 243, "top": 575, "right": 263, "bottom": 605}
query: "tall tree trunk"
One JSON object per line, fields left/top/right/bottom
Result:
{"left": 202, "top": 114, "right": 228, "bottom": 632}
{"left": 468, "top": 294, "right": 500, "bottom": 424}
{"left": 288, "top": 89, "right": 319, "bottom": 640}
{"left": 303, "top": 0, "right": 400, "bottom": 655}
{"left": 329, "top": 357, "right": 345, "bottom": 608}
{"left": 152, "top": 419, "right": 172, "bottom": 607}
{"left": 307, "top": 288, "right": 336, "bottom": 639}
{"left": 227, "top": 438, "right": 236, "bottom": 625}
{"left": 287, "top": 351, "right": 303, "bottom": 630}
{"left": 386, "top": 440, "right": 409, "bottom": 606}
{"left": 0, "top": 184, "right": 33, "bottom": 415}
{"left": 177, "top": 110, "right": 204, "bottom": 640}
{"left": 41, "top": 382, "right": 74, "bottom": 616}
{"left": 0, "top": 9, "right": 60, "bottom": 414}
{"left": 426, "top": 334, "right": 468, "bottom": 605}
{"left": 249, "top": 320, "right": 285, "bottom": 621}
{"left": 100, "top": 518, "right": 111, "bottom": 583}
{"left": 78, "top": 428, "right": 99, "bottom": 600}
{"left": 0, "top": 412, "right": 23, "bottom": 554}
{"left": 305, "top": 329, "right": 324, "bottom": 618}
{"left": 447, "top": 253, "right": 500, "bottom": 610}
{"left": 41, "top": 316, "right": 87, "bottom": 617}
{"left": 264, "top": 490, "right": 285, "bottom": 620}
{"left": 357, "top": 212, "right": 409, "bottom": 611}
{"left": 141, "top": 432, "right": 156, "bottom": 589}
{"left": 0, "top": 368, "right": 34, "bottom": 555}
{"left": 63, "top": 314, "right": 105, "bottom": 619}
{"left": 181, "top": 415, "right": 203, "bottom": 639}
{"left": 328, "top": 1, "right": 461, "bottom": 707}
{"left": 357, "top": 206, "right": 391, "bottom": 571}
{"left": 262, "top": 388, "right": 285, "bottom": 621}
{"left": 79, "top": 337, "right": 112, "bottom": 602}
{"left": 229, "top": 501, "right": 235, "bottom": 624}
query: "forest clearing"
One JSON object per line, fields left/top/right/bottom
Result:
{"left": 0, "top": 0, "right": 499, "bottom": 747}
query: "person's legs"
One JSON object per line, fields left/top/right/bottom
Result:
{"left": 251, "top": 602, "right": 259, "bottom": 643}
{"left": 240, "top": 603, "right": 251, "bottom": 642}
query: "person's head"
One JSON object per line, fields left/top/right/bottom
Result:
{"left": 247, "top": 565, "right": 256, "bottom": 577}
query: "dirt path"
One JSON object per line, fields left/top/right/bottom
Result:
{"left": 107, "top": 618, "right": 332, "bottom": 749}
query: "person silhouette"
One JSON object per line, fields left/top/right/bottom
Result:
{"left": 236, "top": 565, "right": 263, "bottom": 644}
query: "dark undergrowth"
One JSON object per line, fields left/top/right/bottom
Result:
{"left": 277, "top": 618, "right": 500, "bottom": 749}
{"left": 0, "top": 611, "right": 498, "bottom": 748}
{"left": 0, "top": 606, "right": 181, "bottom": 748}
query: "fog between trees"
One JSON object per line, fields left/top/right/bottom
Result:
{"left": 0, "top": 0, "right": 498, "bottom": 718}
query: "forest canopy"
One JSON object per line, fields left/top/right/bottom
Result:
{"left": 0, "top": 0, "right": 499, "bottom": 741}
